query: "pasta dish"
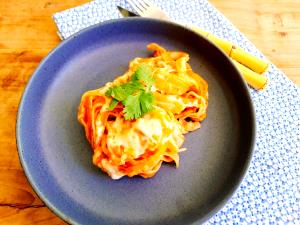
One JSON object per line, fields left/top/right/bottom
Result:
{"left": 78, "top": 43, "right": 208, "bottom": 179}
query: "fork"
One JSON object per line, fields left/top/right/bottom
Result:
{"left": 127, "top": 0, "right": 171, "bottom": 21}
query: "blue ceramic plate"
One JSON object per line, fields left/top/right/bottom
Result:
{"left": 17, "top": 18, "right": 255, "bottom": 225}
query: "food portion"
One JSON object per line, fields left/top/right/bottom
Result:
{"left": 78, "top": 43, "right": 208, "bottom": 179}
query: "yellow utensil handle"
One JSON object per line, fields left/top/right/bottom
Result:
{"left": 232, "top": 59, "right": 268, "bottom": 90}
{"left": 191, "top": 26, "right": 269, "bottom": 74}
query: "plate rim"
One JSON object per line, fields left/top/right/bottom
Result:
{"left": 16, "top": 17, "right": 256, "bottom": 225}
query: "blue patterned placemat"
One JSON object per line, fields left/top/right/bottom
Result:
{"left": 53, "top": 0, "right": 300, "bottom": 224}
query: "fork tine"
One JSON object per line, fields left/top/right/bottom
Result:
{"left": 127, "top": 0, "right": 144, "bottom": 15}
{"left": 137, "top": 0, "right": 149, "bottom": 9}
{"left": 140, "top": 0, "right": 155, "bottom": 7}
{"left": 127, "top": 0, "right": 170, "bottom": 20}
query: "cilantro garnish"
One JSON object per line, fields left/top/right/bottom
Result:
{"left": 108, "top": 98, "right": 119, "bottom": 110}
{"left": 105, "top": 64, "right": 155, "bottom": 119}
{"left": 131, "top": 64, "right": 154, "bottom": 91}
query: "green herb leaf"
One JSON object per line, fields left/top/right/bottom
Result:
{"left": 106, "top": 85, "right": 127, "bottom": 101}
{"left": 131, "top": 64, "right": 154, "bottom": 90}
{"left": 121, "top": 81, "right": 144, "bottom": 94}
{"left": 123, "top": 91, "right": 155, "bottom": 120}
{"left": 106, "top": 64, "right": 155, "bottom": 120}
{"left": 105, "top": 81, "right": 144, "bottom": 101}
{"left": 123, "top": 93, "right": 142, "bottom": 120}
{"left": 140, "top": 91, "right": 154, "bottom": 113}
{"left": 131, "top": 64, "right": 151, "bottom": 80}
{"left": 105, "top": 87, "right": 113, "bottom": 97}
{"left": 108, "top": 98, "right": 119, "bottom": 110}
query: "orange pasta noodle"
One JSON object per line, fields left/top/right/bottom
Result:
{"left": 78, "top": 43, "right": 208, "bottom": 179}
{"left": 147, "top": 43, "right": 208, "bottom": 132}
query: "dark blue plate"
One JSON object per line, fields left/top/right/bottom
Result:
{"left": 17, "top": 18, "right": 255, "bottom": 225}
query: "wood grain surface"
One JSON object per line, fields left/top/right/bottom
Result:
{"left": 0, "top": 0, "right": 299, "bottom": 224}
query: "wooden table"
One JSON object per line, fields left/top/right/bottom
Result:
{"left": 0, "top": 0, "right": 299, "bottom": 224}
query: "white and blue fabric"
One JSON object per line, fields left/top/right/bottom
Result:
{"left": 53, "top": 0, "right": 300, "bottom": 224}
